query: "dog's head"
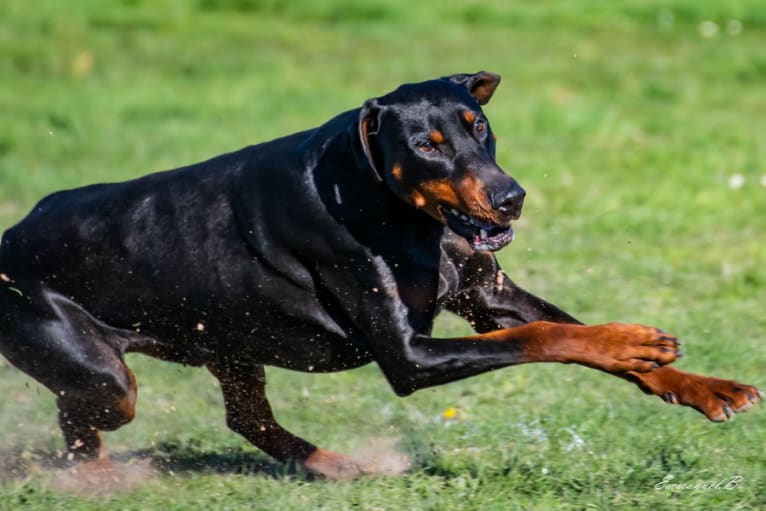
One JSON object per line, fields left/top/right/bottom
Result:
{"left": 356, "top": 71, "right": 524, "bottom": 252}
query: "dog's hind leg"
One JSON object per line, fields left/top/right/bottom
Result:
{"left": 56, "top": 366, "right": 137, "bottom": 462}
{"left": 208, "top": 361, "right": 366, "bottom": 479}
{"left": 0, "top": 287, "right": 137, "bottom": 462}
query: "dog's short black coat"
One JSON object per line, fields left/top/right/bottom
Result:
{"left": 0, "top": 72, "right": 759, "bottom": 478}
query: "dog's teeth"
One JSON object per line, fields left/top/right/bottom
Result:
{"left": 460, "top": 214, "right": 469, "bottom": 221}
{"left": 480, "top": 229, "right": 488, "bottom": 240}
{"left": 450, "top": 208, "right": 459, "bottom": 216}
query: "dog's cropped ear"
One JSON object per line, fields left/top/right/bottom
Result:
{"left": 356, "top": 98, "right": 385, "bottom": 182}
{"left": 443, "top": 71, "right": 502, "bottom": 105}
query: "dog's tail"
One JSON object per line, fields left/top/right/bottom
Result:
{"left": 0, "top": 230, "right": 20, "bottom": 361}
{"left": 0, "top": 269, "right": 19, "bottom": 313}
{"left": 0, "top": 233, "right": 8, "bottom": 319}
{"left": 0, "top": 255, "right": 12, "bottom": 367}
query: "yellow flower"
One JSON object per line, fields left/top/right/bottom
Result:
{"left": 441, "top": 407, "right": 465, "bottom": 421}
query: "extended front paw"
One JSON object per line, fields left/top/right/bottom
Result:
{"left": 686, "top": 377, "right": 761, "bottom": 422}
{"left": 627, "top": 367, "right": 762, "bottom": 422}
{"left": 589, "top": 323, "right": 681, "bottom": 373}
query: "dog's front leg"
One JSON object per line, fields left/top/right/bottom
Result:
{"left": 374, "top": 321, "right": 680, "bottom": 396}
{"left": 438, "top": 240, "right": 581, "bottom": 330}
{"left": 442, "top": 254, "right": 760, "bottom": 421}
{"left": 445, "top": 268, "right": 582, "bottom": 332}
{"left": 208, "top": 361, "right": 373, "bottom": 479}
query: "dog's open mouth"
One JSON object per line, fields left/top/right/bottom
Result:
{"left": 439, "top": 206, "right": 515, "bottom": 251}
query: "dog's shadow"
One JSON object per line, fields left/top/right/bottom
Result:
{"left": 0, "top": 442, "right": 292, "bottom": 485}
{"left": 124, "top": 442, "right": 291, "bottom": 477}
{"left": 1, "top": 435, "right": 425, "bottom": 492}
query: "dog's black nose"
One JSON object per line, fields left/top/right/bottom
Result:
{"left": 490, "top": 182, "right": 526, "bottom": 219}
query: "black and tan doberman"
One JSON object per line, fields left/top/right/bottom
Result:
{"left": 0, "top": 72, "right": 759, "bottom": 479}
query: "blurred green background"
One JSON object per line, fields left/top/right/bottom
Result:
{"left": 1, "top": 1, "right": 765, "bottom": 509}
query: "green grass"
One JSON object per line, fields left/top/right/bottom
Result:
{"left": 1, "top": 1, "right": 765, "bottom": 509}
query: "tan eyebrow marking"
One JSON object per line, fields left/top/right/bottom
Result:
{"left": 430, "top": 130, "right": 444, "bottom": 144}
{"left": 463, "top": 111, "right": 476, "bottom": 124}
{"left": 392, "top": 163, "right": 403, "bottom": 181}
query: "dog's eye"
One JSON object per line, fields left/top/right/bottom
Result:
{"left": 417, "top": 140, "right": 436, "bottom": 153}
{"left": 474, "top": 120, "right": 486, "bottom": 134}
